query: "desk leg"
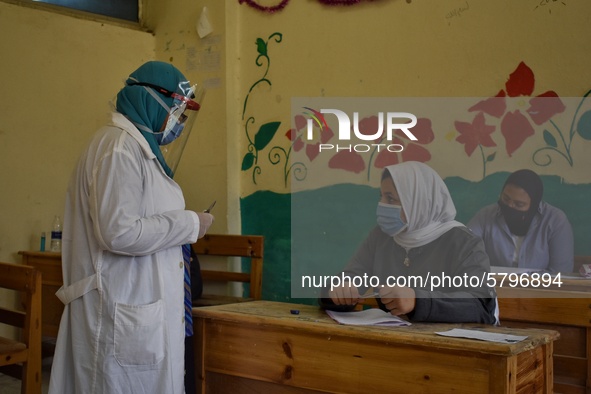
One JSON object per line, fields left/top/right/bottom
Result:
{"left": 543, "top": 342, "right": 554, "bottom": 394}
{"left": 193, "top": 318, "right": 205, "bottom": 394}
{"left": 489, "top": 355, "right": 517, "bottom": 393}
{"left": 587, "top": 327, "right": 591, "bottom": 394}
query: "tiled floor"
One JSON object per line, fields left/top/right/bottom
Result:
{"left": 0, "top": 357, "right": 51, "bottom": 394}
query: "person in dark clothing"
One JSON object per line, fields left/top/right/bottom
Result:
{"left": 320, "top": 161, "right": 498, "bottom": 324}
{"left": 185, "top": 248, "right": 203, "bottom": 394}
{"left": 468, "top": 169, "right": 573, "bottom": 273}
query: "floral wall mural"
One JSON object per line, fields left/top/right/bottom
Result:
{"left": 235, "top": 0, "right": 591, "bottom": 303}
{"left": 453, "top": 62, "right": 591, "bottom": 178}
{"left": 241, "top": 58, "right": 591, "bottom": 303}
{"left": 243, "top": 59, "right": 591, "bottom": 189}
{"left": 286, "top": 109, "right": 437, "bottom": 182}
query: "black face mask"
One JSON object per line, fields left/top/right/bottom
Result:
{"left": 498, "top": 201, "right": 536, "bottom": 236}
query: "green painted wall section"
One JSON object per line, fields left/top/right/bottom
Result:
{"left": 242, "top": 178, "right": 591, "bottom": 303}
{"left": 240, "top": 190, "right": 294, "bottom": 302}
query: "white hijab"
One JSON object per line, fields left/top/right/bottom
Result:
{"left": 385, "top": 162, "right": 464, "bottom": 248}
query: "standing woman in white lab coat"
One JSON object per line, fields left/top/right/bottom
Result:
{"left": 48, "top": 61, "right": 213, "bottom": 394}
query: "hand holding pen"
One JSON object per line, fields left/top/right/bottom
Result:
{"left": 197, "top": 200, "right": 215, "bottom": 238}
{"left": 204, "top": 200, "right": 216, "bottom": 213}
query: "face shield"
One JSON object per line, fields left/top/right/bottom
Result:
{"left": 130, "top": 81, "right": 205, "bottom": 175}
{"left": 160, "top": 84, "right": 204, "bottom": 175}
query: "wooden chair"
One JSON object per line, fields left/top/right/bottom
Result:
{"left": 0, "top": 262, "right": 42, "bottom": 394}
{"left": 191, "top": 234, "right": 264, "bottom": 307}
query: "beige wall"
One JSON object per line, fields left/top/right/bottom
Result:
{"left": 145, "top": 0, "right": 236, "bottom": 233}
{"left": 231, "top": 0, "right": 591, "bottom": 193}
{"left": 0, "top": 1, "right": 155, "bottom": 265}
{"left": 151, "top": 0, "right": 591, "bottom": 199}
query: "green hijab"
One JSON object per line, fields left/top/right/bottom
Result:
{"left": 116, "top": 61, "right": 188, "bottom": 177}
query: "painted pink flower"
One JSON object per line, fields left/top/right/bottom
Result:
{"left": 326, "top": 116, "right": 435, "bottom": 174}
{"left": 455, "top": 112, "right": 496, "bottom": 156}
{"left": 286, "top": 114, "right": 334, "bottom": 162}
{"left": 527, "top": 91, "right": 566, "bottom": 125}
{"left": 468, "top": 62, "right": 566, "bottom": 156}
{"left": 326, "top": 115, "right": 381, "bottom": 173}
{"left": 328, "top": 150, "right": 366, "bottom": 173}
{"left": 373, "top": 117, "right": 435, "bottom": 168}
{"left": 357, "top": 115, "right": 382, "bottom": 142}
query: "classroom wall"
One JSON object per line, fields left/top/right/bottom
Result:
{"left": 0, "top": 1, "right": 154, "bottom": 265}
{"left": 144, "top": 0, "right": 235, "bottom": 234}
{"left": 227, "top": 0, "right": 591, "bottom": 302}
{"left": 1, "top": 0, "right": 590, "bottom": 313}
{"left": 230, "top": 0, "right": 591, "bottom": 189}
{"left": 143, "top": 0, "right": 591, "bottom": 302}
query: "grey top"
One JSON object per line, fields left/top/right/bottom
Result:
{"left": 468, "top": 201, "right": 574, "bottom": 273}
{"left": 320, "top": 226, "right": 497, "bottom": 324}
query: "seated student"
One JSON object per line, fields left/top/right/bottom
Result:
{"left": 467, "top": 169, "right": 573, "bottom": 274}
{"left": 320, "top": 161, "right": 497, "bottom": 325}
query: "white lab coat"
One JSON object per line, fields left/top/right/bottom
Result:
{"left": 49, "top": 112, "right": 199, "bottom": 394}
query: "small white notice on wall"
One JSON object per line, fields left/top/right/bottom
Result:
{"left": 197, "top": 6, "right": 213, "bottom": 38}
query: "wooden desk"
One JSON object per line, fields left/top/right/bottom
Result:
{"left": 192, "top": 301, "right": 558, "bottom": 394}
{"left": 497, "top": 285, "right": 591, "bottom": 394}
{"left": 359, "top": 275, "right": 591, "bottom": 393}
{"left": 492, "top": 273, "right": 591, "bottom": 293}
{"left": 18, "top": 251, "right": 63, "bottom": 338}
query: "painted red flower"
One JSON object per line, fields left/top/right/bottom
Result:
{"left": 455, "top": 112, "right": 496, "bottom": 156}
{"left": 325, "top": 116, "right": 435, "bottom": 174}
{"left": 527, "top": 91, "right": 566, "bottom": 125}
{"left": 373, "top": 117, "right": 435, "bottom": 168}
{"left": 326, "top": 115, "right": 381, "bottom": 173}
{"left": 357, "top": 115, "right": 382, "bottom": 142}
{"left": 328, "top": 150, "right": 366, "bottom": 173}
{"left": 286, "top": 114, "right": 334, "bottom": 162}
{"left": 468, "top": 62, "right": 566, "bottom": 156}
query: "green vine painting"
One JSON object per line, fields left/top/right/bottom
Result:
{"left": 241, "top": 32, "right": 285, "bottom": 185}
{"left": 533, "top": 89, "right": 591, "bottom": 167}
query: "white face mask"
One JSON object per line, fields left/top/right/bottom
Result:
{"left": 376, "top": 202, "right": 407, "bottom": 236}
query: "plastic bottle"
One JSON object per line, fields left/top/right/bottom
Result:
{"left": 50, "top": 215, "right": 62, "bottom": 252}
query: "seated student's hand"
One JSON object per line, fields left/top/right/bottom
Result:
{"left": 329, "top": 284, "right": 360, "bottom": 306}
{"left": 379, "top": 286, "right": 416, "bottom": 316}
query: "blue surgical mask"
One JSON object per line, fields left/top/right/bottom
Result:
{"left": 143, "top": 86, "right": 189, "bottom": 146}
{"left": 376, "top": 202, "right": 407, "bottom": 236}
{"left": 159, "top": 121, "right": 185, "bottom": 145}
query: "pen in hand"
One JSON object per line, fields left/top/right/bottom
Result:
{"left": 358, "top": 291, "right": 380, "bottom": 299}
{"left": 204, "top": 200, "right": 216, "bottom": 213}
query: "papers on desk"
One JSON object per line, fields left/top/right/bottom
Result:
{"left": 326, "top": 309, "right": 411, "bottom": 327}
{"left": 490, "top": 266, "right": 541, "bottom": 274}
{"left": 579, "top": 264, "right": 591, "bottom": 278}
{"left": 490, "top": 265, "right": 588, "bottom": 280}
{"left": 435, "top": 328, "right": 527, "bottom": 344}
{"left": 559, "top": 274, "right": 589, "bottom": 280}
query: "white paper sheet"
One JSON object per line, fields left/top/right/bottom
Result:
{"left": 326, "top": 309, "right": 411, "bottom": 327}
{"left": 435, "top": 328, "right": 528, "bottom": 343}
{"left": 490, "top": 266, "right": 541, "bottom": 274}
{"left": 196, "top": 7, "right": 213, "bottom": 38}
